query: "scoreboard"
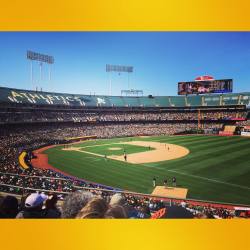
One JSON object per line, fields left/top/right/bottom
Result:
{"left": 178, "top": 79, "right": 233, "bottom": 95}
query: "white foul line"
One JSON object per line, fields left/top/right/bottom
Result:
{"left": 167, "top": 169, "right": 250, "bottom": 191}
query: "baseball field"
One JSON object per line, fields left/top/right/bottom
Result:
{"left": 43, "top": 135, "right": 250, "bottom": 205}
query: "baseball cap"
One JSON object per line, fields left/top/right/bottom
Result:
{"left": 151, "top": 205, "right": 194, "bottom": 219}
{"left": 25, "top": 193, "right": 47, "bottom": 208}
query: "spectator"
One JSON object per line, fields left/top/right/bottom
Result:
{"left": 105, "top": 205, "right": 128, "bottom": 218}
{"left": 109, "top": 193, "right": 138, "bottom": 218}
{"left": 61, "top": 191, "right": 93, "bottom": 218}
{"left": 16, "top": 193, "right": 47, "bottom": 218}
{"left": 76, "top": 197, "right": 108, "bottom": 219}
{"left": 44, "top": 194, "right": 61, "bottom": 218}
{"left": 0, "top": 195, "right": 19, "bottom": 218}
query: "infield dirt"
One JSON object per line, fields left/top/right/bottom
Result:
{"left": 109, "top": 141, "right": 189, "bottom": 163}
{"left": 62, "top": 140, "right": 189, "bottom": 164}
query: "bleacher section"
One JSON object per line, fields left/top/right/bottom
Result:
{"left": 0, "top": 87, "right": 249, "bottom": 108}
{"left": 224, "top": 125, "right": 236, "bottom": 132}
{"left": 219, "top": 125, "right": 236, "bottom": 136}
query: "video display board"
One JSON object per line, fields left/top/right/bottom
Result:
{"left": 178, "top": 79, "right": 233, "bottom": 95}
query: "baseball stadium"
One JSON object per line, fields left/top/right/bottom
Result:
{"left": 1, "top": 77, "right": 250, "bottom": 219}
{"left": 1, "top": 32, "right": 250, "bottom": 219}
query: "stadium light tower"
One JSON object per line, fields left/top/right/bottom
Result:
{"left": 106, "top": 64, "right": 133, "bottom": 95}
{"left": 27, "top": 51, "right": 54, "bottom": 91}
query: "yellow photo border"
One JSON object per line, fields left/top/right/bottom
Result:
{"left": 0, "top": 1, "right": 249, "bottom": 249}
{"left": 0, "top": 0, "right": 250, "bottom": 30}
{"left": 1, "top": 219, "right": 250, "bottom": 249}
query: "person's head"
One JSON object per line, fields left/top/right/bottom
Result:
{"left": 45, "top": 194, "right": 58, "bottom": 210}
{"left": 0, "top": 195, "right": 19, "bottom": 218}
{"left": 105, "top": 205, "right": 128, "bottom": 218}
{"left": 24, "top": 193, "right": 47, "bottom": 211}
{"left": 76, "top": 197, "right": 108, "bottom": 219}
{"left": 109, "top": 193, "right": 125, "bottom": 206}
{"left": 61, "top": 191, "right": 93, "bottom": 218}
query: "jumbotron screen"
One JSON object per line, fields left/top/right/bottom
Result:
{"left": 178, "top": 79, "right": 233, "bottom": 95}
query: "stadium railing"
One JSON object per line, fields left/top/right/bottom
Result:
{"left": 1, "top": 174, "right": 250, "bottom": 210}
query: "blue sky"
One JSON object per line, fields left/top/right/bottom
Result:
{"left": 0, "top": 32, "right": 250, "bottom": 96}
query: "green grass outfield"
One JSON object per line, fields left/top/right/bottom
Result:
{"left": 44, "top": 135, "right": 250, "bottom": 205}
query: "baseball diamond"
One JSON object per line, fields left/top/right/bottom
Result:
{"left": 30, "top": 135, "right": 250, "bottom": 205}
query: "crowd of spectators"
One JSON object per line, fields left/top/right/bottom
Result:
{"left": 0, "top": 107, "right": 248, "bottom": 219}
{"left": 236, "top": 120, "right": 250, "bottom": 126}
{"left": 0, "top": 120, "right": 225, "bottom": 184}
{"left": 0, "top": 122, "right": 223, "bottom": 193}
{"left": 0, "top": 110, "right": 247, "bottom": 124}
{"left": 0, "top": 122, "right": 223, "bottom": 175}
{"left": 1, "top": 190, "right": 249, "bottom": 219}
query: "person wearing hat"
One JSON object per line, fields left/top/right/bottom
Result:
{"left": 16, "top": 193, "right": 47, "bottom": 219}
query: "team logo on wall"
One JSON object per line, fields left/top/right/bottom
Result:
{"left": 97, "top": 97, "right": 106, "bottom": 105}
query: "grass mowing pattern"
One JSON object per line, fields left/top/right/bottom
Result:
{"left": 44, "top": 135, "right": 250, "bottom": 205}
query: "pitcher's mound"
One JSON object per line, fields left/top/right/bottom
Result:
{"left": 151, "top": 186, "right": 188, "bottom": 199}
